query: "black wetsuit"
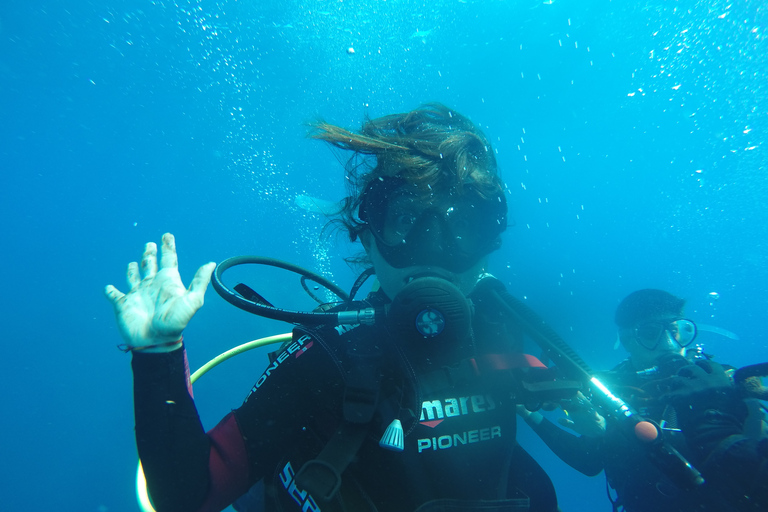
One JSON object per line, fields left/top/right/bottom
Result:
{"left": 528, "top": 358, "right": 768, "bottom": 512}
{"left": 132, "top": 292, "right": 559, "bottom": 512}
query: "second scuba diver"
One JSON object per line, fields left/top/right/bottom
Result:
{"left": 519, "top": 288, "right": 768, "bottom": 512}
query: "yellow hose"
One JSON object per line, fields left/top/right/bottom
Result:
{"left": 136, "top": 333, "right": 292, "bottom": 512}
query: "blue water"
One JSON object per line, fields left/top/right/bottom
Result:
{"left": 1, "top": 1, "right": 766, "bottom": 511}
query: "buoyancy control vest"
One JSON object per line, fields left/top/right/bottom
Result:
{"left": 259, "top": 288, "right": 560, "bottom": 512}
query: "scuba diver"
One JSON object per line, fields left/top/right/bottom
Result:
{"left": 518, "top": 289, "right": 768, "bottom": 512}
{"left": 105, "top": 104, "right": 570, "bottom": 512}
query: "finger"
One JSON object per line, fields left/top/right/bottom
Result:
{"left": 695, "top": 360, "right": 715, "bottom": 374}
{"left": 185, "top": 262, "right": 216, "bottom": 311}
{"left": 663, "top": 376, "right": 686, "bottom": 392}
{"left": 160, "top": 233, "right": 178, "bottom": 270}
{"left": 104, "top": 284, "right": 125, "bottom": 306}
{"left": 676, "top": 364, "right": 706, "bottom": 379}
{"left": 127, "top": 261, "right": 141, "bottom": 290}
{"left": 557, "top": 418, "right": 575, "bottom": 428}
{"left": 188, "top": 262, "right": 216, "bottom": 295}
{"left": 141, "top": 242, "right": 158, "bottom": 279}
{"left": 689, "top": 365, "right": 708, "bottom": 379}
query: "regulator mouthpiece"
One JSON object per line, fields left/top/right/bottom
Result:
{"left": 387, "top": 276, "right": 472, "bottom": 344}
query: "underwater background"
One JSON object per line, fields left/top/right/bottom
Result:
{"left": 1, "top": 1, "right": 766, "bottom": 511}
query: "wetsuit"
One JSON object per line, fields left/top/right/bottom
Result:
{"left": 132, "top": 291, "right": 559, "bottom": 512}
{"left": 527, "top": 358, "right": 768, "bottom": 512}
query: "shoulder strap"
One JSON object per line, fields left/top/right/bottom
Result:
{"left": 294, "top": 421, "right": 370, "bottom": 502}
{"left": 294, "top": 326, "right": 383, "bottom": 503}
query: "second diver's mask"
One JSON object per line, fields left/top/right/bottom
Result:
{"left": 358, "top": 177, "right": 507, "bottom": 273}
{"left": 634, "top": 318, "right": 698, "bottom": 350}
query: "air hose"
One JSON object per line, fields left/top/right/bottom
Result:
{"left": 212, "top": 256, "right": 378, "bottom": 326}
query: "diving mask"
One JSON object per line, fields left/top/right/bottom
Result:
{"left": 634, "top": 318, "right": 698, "bottom": 350}
{"left": 359, "top": 177, "right": 507, "bottom": 273}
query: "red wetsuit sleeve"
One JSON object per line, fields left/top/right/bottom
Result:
{"left": 194, "top": 413, "right": 251, "bottom": 512}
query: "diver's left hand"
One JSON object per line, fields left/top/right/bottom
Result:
{"left": 662, "top": 360, "right": 748, "bottom": 456}
{"left": 557, "top": 392, "right": 606, "bottom": 437}
{"left": 104, "top": 233, "right": 216, "bottom": 352}
{"left": 516, "top": 404, "right": 543, "bottom": 425}
{"left": 661, "top": 359, "right": 734, "bottom": 401}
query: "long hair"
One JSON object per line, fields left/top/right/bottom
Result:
{"left": 309, "top": 103, "right": 504, "bottom": 243}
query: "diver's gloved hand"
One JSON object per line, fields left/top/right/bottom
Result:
{"left": 104, "top": 233, "right": 216, "bottom": 353}
{"left": 557, "top": 391, "right": 607, "bottom": 437}
{"left": 653, "top": 352, "right": 691, "bottom": 377}
{"left": 516, "top": 404, "right": 544, "bottom": 426}
{"left": 662, "top": 360, "right": 748, "bottom": 459}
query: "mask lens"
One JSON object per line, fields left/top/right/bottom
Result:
{"left": 635, "top": 322, "right": 665, "bottom": 349}
{"left": 450, "top": 199, "right": 504, "bottom": 249}
{"left": 635, "top": 319, "right": 698, "bottom": 350}
{"left": 670, "top": 319, "right": 697, "bottom": 347}
{"left": 360, "top": 178, "right": 507, "bottom": 271}
{"left": 381, "top": 192, "right": 423, "bottom": 245}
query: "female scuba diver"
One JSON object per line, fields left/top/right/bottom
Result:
{"left": 105, "top": 104, "right": 563, "bottom": 512}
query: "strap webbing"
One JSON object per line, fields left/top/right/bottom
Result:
{"left": 294, "top": 421, "right": 370, "bottom": 502}
{"left": 294, "top": 332, "right": 383, "bottom": 503}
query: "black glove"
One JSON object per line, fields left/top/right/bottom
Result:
{"left": 655, "top": 352, "right": 692, "bottom": 377}
{"left": 661, "top": 360, "right": 748, "bottom": 460}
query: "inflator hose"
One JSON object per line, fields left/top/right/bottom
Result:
{"left": 472, "top": 277, "right": 594, "bottom": 378}
{"left": 212, "top": 256, "right": 349, "bottom": 325}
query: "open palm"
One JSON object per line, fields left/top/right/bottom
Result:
{"left": 105, "top": 233, "right": 216, "bottom": 352}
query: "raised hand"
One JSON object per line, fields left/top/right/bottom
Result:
{"left": 105, "top": 233, "right": 216, "bottom": 352}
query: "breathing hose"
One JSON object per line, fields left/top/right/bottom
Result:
{"left": 212, "top": 256, "right": 377, "bottom": 326}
